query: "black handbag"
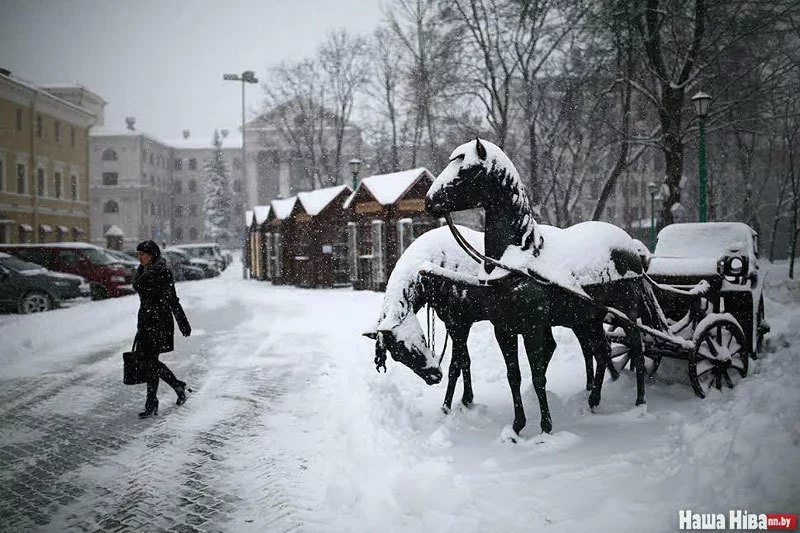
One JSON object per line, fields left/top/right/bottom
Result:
{"left": 123, "top": 335, "right": 150, "bottom": 385}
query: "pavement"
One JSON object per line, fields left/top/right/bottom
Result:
{"left": 0, "top": 273, "right": 315, "bottom": 533}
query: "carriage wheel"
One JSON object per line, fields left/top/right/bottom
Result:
{"left": 689, "top": 316, "right": 749, "bottom": 399}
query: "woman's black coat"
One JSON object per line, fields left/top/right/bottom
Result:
{"left": 132, "top": 257, "right": 191, "bottom": 354}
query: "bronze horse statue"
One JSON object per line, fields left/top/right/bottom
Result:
{"left": 424, "top": 138, "right": 652, "bottom": 436}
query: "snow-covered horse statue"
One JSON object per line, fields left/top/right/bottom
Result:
{"left": 364, "top": 225, "right": 602, "bottom": 412}
{"left": 424, "top": 138, "right": 651, "bottom": 436}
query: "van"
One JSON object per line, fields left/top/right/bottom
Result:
{"left": 0, "top": 243, "right": 134, "bottom": 300}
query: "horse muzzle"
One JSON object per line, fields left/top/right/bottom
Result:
{"left": 425, "top": 194, "right": 448, "bottom": 217}
{"left": 416, "top": 366, "right": 443, "bottom": 385}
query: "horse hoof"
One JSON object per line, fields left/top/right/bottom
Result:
{"left": 540, "top": 421, "right": 552, "bottom": 434}
{"left": 441, "top": 405, "right": 451, "bottom": 415}
{"left": 512, "top": 420, "right": 526, "bottom": 435}
{"left": 588, "top": 393, "right": 600, "bottom": 409}
{"left": 461, "top": 396, "right": 473, "bottom": 408}
{"left": 635, "top": 398, "right": 646, "bottom": 407}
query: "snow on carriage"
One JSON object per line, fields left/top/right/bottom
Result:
{"left": 607, "top": 221, "right": 770, "bottom": 398}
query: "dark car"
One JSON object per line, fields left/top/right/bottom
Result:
{"left": 162, "top": 249, "right": 206, "bottom": 280}
{"left": 0, "top": 252, "right": 73, "bottom": 313}
{"left": 164, "top": 247, "right": 219, "bottom": 278}
{"left": 175, "top": 243, "right": 227, "bottom": 271}
{"left": 0, "top": 243, "right": 134, "bottom": 300}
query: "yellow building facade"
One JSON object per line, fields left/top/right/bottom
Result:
{"left": 0, "top": 72, "right": 99, "bottom": 243}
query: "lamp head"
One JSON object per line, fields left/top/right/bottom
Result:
{"left": 692, "top": 91, "right": 712, "bottom": 117}
{"left": 349, "top": 158, "right": 362, "bottom": 176}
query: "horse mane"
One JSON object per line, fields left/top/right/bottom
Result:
{"left": 481, "top": 140, "right": 543, "bottom": 254}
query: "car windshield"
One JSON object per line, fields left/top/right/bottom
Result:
{"left": 82, "top": 248, "right": 113, "bottom": 265}
{"left": 0, "top": 256, "right": 46, "bottom": 272}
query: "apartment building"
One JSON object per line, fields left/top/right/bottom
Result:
{"left": 0, "top": 69, "right": 102, "bottom": 243}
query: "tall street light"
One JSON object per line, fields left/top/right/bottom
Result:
{"left": 349, "top": 158, "right": 362, "bottom": 191}
{"left": 648, "top": 182, "right": 659, "bottom": 251}
{"left": 692, "top": 91, "right": 712, "bottom": 222}
{"left": 223, "top": 70, "right": 259, "bottom": 209}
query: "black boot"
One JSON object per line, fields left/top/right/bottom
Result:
{"left": 139, "top": 398, "right": 158, "bottom": 418}
{"left": 175, "top": 381, "right": 192, "bottom": 406}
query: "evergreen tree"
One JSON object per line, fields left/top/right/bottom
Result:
{"left": 203, "top": 129, "right": 232, "bottom": 243}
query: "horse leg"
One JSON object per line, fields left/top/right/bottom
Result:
{"left": 626, "top": 325, "right": 647, "bottom": 406}
{"left": 573, "top": 327, "right": 595, "bottom": 391}
{"left": 442, "top": 355, "right": 461, "bottom": 412}
{"left": 585, "top": 322, "right": 612, "bottom": 410}
{"left": 522, "top": 327, "right": 555, "bottom": 434}
{"left": 453, "top": 328, "right": 474, "bottom": 407}
{"left": 495, "top": 327, "right": 526, "bottom": 434}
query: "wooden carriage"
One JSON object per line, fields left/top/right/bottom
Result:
{"left": 343, "top": 168, "right": 442, "bottom": 291}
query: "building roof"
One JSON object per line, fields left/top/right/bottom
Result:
{"left": 252, "top": 205, "right": 271, "bottom": 224}
{"left": 165, "top": 134, "right": 243, "bottom": 150}
{"left": 297, "top": 185, "right": 351, "bottom": 216}
{"left": 0, "top": 71, "right": 97, "bottom": 119}
{"left": 343, "top": 168, "right": 433, "bottom": 209}
{"left": 270, "top": 197, "right": 297, "bottom": 220}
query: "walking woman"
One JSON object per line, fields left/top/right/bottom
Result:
{"left": 133, "top": 240, "right": 192, "bottom": 418}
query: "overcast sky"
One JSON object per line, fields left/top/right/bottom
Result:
{"left": 0, "top": 0, "right": 384, "bottom": 143}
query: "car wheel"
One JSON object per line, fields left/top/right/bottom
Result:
{"left": 90, "top": 283, "right": 108, "bottom": 300}
{"left": 18, "top": 291, "right": 52, "bottom": 314}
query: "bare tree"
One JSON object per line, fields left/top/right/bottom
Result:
{"left": 318, "top": 30, "right": 371, "bottom": 185}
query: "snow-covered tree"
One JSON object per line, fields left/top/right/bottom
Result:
{"left": 203, "top": 130, "right": 232, "bottom": 243}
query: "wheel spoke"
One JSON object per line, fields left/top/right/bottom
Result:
{"left": 704, "top": 337, "right": 720, "bottom": 358}
{"left": 723, "top": 371, "right": 734, "bottom": 389}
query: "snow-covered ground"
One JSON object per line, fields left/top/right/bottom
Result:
{"left": 0, "top": 256, "right": 798, "bottom": 532}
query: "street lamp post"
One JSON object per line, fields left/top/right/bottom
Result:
{"left": 223, "top": 70, "right": 259, "bottom": 210}
{"left": 691, "top": 91, "right": 712, "bottom": 223}
{"left": 349, "top": 158, "right": 362, "bottom": 191}
{"left": 648, "top": 182, "right": 658, "bottom": 251}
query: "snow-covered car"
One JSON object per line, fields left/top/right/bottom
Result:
{"left": 174, "top": 243, "right": 227, "bottom": 271}
{"left": 164, "top": 247, "right": 219, "bottom": 278}
{"left": 104, "top": 248, "right": 140, "bottom": 277}
{"left": 647, "top": 222, "right": 769, "bottom": 354}
{"left": 0, "top": 252, "right": 68, "bottom": 313}
{"left": 162, "top": 249, "right": 206, "bottom": 281}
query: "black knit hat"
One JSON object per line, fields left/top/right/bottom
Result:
{"left": 136, "top": 240, "right": 161, "bottom": 259}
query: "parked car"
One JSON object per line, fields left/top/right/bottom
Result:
{"left": 104, "top": 248, "right": 140, "bottom": 277}
{"left": 0, "top": 243, "right": 134, "bottom": 300}
{"left": 0, "top": 252, "right": 78, "bottom": 313}
{"left": 164, "top": 248, "right": 217, "bottom": 279}
{"left": 646, "top": 222, "right": 769, "bottom": 355}
{"left": 174, "top": 243, "right": 227, "bottom": 271}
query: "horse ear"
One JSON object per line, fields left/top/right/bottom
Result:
{"left": 475, "top": 137, "right": 487, "bottom": 160}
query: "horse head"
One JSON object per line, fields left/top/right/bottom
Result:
{"left": 426, "top": 138, "right": 543, "bottom": 260}
{"left": 376, "top": 316, "right": 443, "bottom": 385}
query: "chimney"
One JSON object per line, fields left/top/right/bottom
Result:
{"left": 221, "top": 129, "right": 229, "bottom": 138}
{"left": 182, "top": 129, "right": 190, "bottom": 139}
{"left": 125, "top": 117, "right": 136, "bottom": 131}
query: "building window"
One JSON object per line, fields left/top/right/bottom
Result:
{"left": 54, "top": 120, "right": 61, "bottom": 143}
{"left": 102, "top": 224, "right": 111, "bottom": 235}
{"left": 152, "top": 227, "right": 158, "bottom": 239}
{"left": 19, "top": 225, "right": 31, "bottom": 243}
{"left": 189, "top": 205, "right": 198, "bottom": 217}
{"left": 175, "top": 205, "right": 184, "bottom": 218}
{"left": 36, "top": 114, "right": 42, "bottom": 138}
{"left": 17, "top": 164, "right": 25, "bottom": 194}
{"left": 102, "top": 172, "right": 118, "bottom": 185}
{"left": 149, "top": 153, "right": 154, "bottom": 165}
{"left": 71, "top": 175, "right": 78, "bottom": 200}
{"left": 233, "top": 158, "right": 242, "bottom": 170}
{"left": 175, "top": 227, "right": 183, "bottom": 240}
{"left": 232, "top": 180, "right": 241, "bottom": 193}
{"left": 174, "top": 180, "right": 182, "bottom": 194}
{"left": 150, "top": 174, "right": 155, "bottom": 186}
{"left": 189, "top": 227, "right": 198, "bottom": 240}
{"left": 103, "top": 200, "right": 119, "bottom": 214}
{"left": 188, "top": 158, "right": 197, "bottom": 170}
{"left": 174, "top": 158, "right": 182, "bottom": 170}
{"left": 150, "top": 203, "right": 156, "bottom": 216}
{"left": 36, "top": 168, "right": 45, "bottom": 196}
{"left": 188, "top": 179, "right": 197, "bottom": 192}
{"left": 54, "top": 171, "right": 62, "bottom": 198}
{"left": 71, "top": 125, "right": 76, "bottom": 148}
{"left": 15, "top": 108, "right": 23, "bottom": 132}
{"left": 102, "top": 148, "right": 118, "bottom": 161}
